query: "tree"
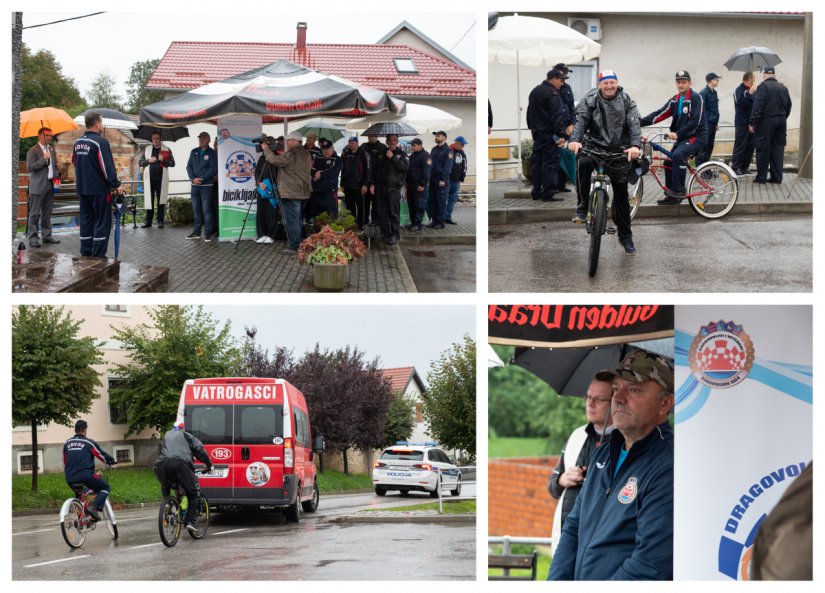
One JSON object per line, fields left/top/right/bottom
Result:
{"left": 85, "top": 72, "right": 123, "bottom": 111}
{"left": 108, "top": 306, "right": 240, "bottom": 437}
{"left": 125, "top": 59, "right": 165, "bottom": 112}
{"left": 422, "top": 335, "right": 476, "bottom": 462}
{"left": 237, "top": 326, "right": 295, "bottom": 378}
{"left": 291, "top": 345, "right": 393, "bottom": 473}
{"left": 21, "top": 44, "right": 84, "bottom": 112}
{"left": 12, "top": 306, "right": 103, "bottom": 492}
{"left": 382, "top": 392, "right": 416, "bottom": 447}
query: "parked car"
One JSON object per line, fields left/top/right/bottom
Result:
{"left": 372, "top": 442, "right": 461, "bottom": 498}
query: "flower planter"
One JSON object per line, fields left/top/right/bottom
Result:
{"left": 312, "top": 263, "right": 348, "bottom": 292}
{"left": 522, "top": 158, "right": 532, "bottom": 182}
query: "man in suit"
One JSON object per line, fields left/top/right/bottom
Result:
{"left": 26, "top": 127, "right": 60, "bottom": 247}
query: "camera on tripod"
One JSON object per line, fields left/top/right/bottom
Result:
{"left": 252, "top": 134, "right": 278, "bottom": 153}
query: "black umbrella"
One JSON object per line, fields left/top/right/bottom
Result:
{"left": 74, "top": 107, "right": 137, "bottom": 130}
{"left": 723, "top": 46, "right": 782, "bottom": 73}
{"left": 133, "top": 124, "right": 189, "bottom": 142}
{"left": 360, "top": 122, "right": 418, "bottom": 137}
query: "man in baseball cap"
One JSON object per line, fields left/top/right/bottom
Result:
{"left": 549, "top": 348, "right": 674, "bottom": 580}
{"left": 698, "top": 73, "right": 721, "bottom": 166}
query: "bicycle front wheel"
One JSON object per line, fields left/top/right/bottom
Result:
{"left": 588, "top": 189, "right": 608, "bottom": 277}
{"left": 61, "top": 499, "right": 86, "bottom": 549}
{"left": 188, "top": 495, "right": 210, "bottom": 540}
{"left": 103, "top": 499, "right": 118, "bottom": 540}
{"left": 159, "top": 496, "right": 181, "bottom": 547}
{"left": 687, "top": 162, "right": 738, "bottom": 219}
{"left": 629, "top": 176, "right": 643, "bottom": 220}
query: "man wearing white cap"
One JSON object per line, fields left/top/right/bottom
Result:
{"left": 265, "top": 131, "right": 312, "bottom": 252}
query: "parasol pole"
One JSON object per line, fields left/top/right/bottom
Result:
{"left": 516, "top": 49, "right": 523, "bottom": 182}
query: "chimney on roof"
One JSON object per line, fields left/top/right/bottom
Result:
{"left": 296, "top": 22, "right": 307, "bottom": 51}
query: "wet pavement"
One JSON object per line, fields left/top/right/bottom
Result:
{"left": 12, "top": 491, "right": 475, "bottom": 580}
{"left": 488, "top": 214, "right": 812, "bottom": 293}
{"left": 402, "top": 244, "right": 477, "bottom": 293}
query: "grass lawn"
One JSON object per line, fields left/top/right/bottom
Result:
{"left": 13, "top": 467, "right": 374, "bottom": 512}
{"left": 489, "top": 437, "right": 554, "bottom": 458}
{"left": 362, "top": 500, "right": 476, "bottom": 514}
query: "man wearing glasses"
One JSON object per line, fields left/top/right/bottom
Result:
{"left": 547, "top": 377, "right": 614, "bottom": 553}
{"left": 26, "top": 127, "right": 60, "bottom": 247}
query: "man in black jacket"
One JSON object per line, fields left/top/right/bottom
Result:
{"left": 341, "top": 136, "right": 371, "bottom": 232}
{"left": 405, "top": 138, "right": 431, "bottom": 232}
{"left": 371, "top": 134, "right": 409, "bottom": 245}
{"left": 568, "top": 69, "right": 641, "bottom": 255}
{"left": 360, "top": 135, "right": 387, "bottom": 226}
{"left": 554, "top": 63, "right": 576, "bottom": 193}
{"left": 526, "top": 69, "right": 569, "bottom": 202}
{"left": 731, "top": 72, "right": 757, "bottom": 174}
{"left": 749, "top": 67, "right": 792, "bottom": 184}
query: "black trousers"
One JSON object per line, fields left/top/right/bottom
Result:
{"left": 377, "top": 185, "right": 401, "bottom": 239}
{"left": 255, "top": 196, "right": 277, "bottom": 239}
{"left": 343, "top": 187, "right": 366, "bottom": 229}
{"left": 154, "top": 457, "right": 199, "bottom": 526}
{"left": 530, "top": 130, "right": 561, "bottom": 198}
{"left": 576, "top": 154, "right": 632, "bottom": 240}
{"left": 697, "top": 125, "right": 717, "bottom": 165}
{"left": 731, "top": 125, "right": 756, "bottom": 172}
{"left": 406, "top": 182, "right": 427, "bottom": 225}
{"left": 754, "top": 117, "right": 787, "bottom": 183}
{"left": 79, "top": 193, "right": 112, "bottom": 258}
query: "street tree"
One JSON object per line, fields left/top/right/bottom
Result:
{"left": 108, "top": 306, "right": 240, "bottom": 437}
{"left": 291, "top": 345, "right": 393, "bottom": 473}
{"left": 12, "top": 305, "right": 103, "bottom": 492}
{"left": 237, "top": 326, "right": 295, "bottom": 378}
{"left": 85, "top": 72, "right": 123, "bottom": 111}
{"left": 125, "top": 58, "right": 165, "bottom": 112}
{"left": 382, "top": 392, "right": 416, "bottom": 447}
{"left": 422, "top": 335, "right": 476, "bottom": 462}
{"left": 21, "top": 44, "right": 84, "bottom": 112}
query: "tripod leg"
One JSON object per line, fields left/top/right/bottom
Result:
{"left": 234, "top": 197, "right": 256, "bottom": 253}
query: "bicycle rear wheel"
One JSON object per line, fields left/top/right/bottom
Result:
{"left": 188, "top": 495, "right": 210, "bottom": 539}
{"left": 588, "top": 189, "right": 608, "bottom": 277}
{"left": 629, "top": 176, "right": 643, "bottom": 220}
{"left": 687, "top": 162, "right": 738, "bottom": 219}
{"left": 61, "top": 499, "right": 86, "bottom": 549}
{"left": 103, "top": 500, "right": 118, "bottom": 540}
{"left": 159, "top": 496, "right": 181, "bottom": 547}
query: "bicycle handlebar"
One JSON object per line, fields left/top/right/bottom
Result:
{"left": 579, "top": 146, "right": 629, "bottom": 161}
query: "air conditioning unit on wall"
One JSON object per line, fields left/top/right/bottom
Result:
{"left": 568, "top": 18, "right": 602, "bottom": 41}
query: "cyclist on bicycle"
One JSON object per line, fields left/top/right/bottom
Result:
{"left": 63, "top": 419, "right": 116, "bottom": 522}
{"left": 567, "top": 69, "right": 642, "bottom": 255}
{"left": 639, "top": 70, "right": 708, "bottom": 205}
{"left": 153, "top": 421, "right": 212, "bottom": 533}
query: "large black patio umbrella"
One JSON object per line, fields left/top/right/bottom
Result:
{"left": 723, "top": 46, "right": 782, "bottom": 73}
{"left": 133, "top": 124, "right": 189, "bottom": 142}
{"left": 140, "top": 59, "right": 406, "bottom": 128}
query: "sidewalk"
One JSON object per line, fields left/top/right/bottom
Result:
{"left": 489, "top": 173, "right": 812, "bottom": 224}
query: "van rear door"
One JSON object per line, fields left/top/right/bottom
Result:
{"left": 186, "top": 404, "right": 234, "bottom": 499}
{"left": 232, "top": 404, "right": 285, "bottom": 503}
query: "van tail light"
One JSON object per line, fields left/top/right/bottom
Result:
{"left": 413, "top": 463, "right": 433, "bottom": 471}
{"left": 284, "top": 438, "right": 294, "bottom": 473}
{"left": 374, "top": 461, "right": 387, "bottom": 468}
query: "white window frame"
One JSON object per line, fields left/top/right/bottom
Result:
{"left": 101, "top": 305, "right": 130, "bottom": 317}
{"left": 112, "top": 444, "right": 135, "bottom": 466}
{"left": 17, "top": 449, "right": 44, "bottom": 474}
{"left": 394, "top": 58, "right": 418, "bottom": 74}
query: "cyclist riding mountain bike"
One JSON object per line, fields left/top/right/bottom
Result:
{"left": 153, "top": 422, "right": 212, "bottom": 533}
{"left": 567, "top": 69, "right": 642, "bottom": 255}
{"left": 639, "top": 70, "right": 707, "bottom": 205}
{"left": 63, "top": 419, "right": 116, "bottom": 522}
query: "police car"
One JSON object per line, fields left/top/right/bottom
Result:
{"left": 372, "top": 442, "right": 461, "bottom": 497}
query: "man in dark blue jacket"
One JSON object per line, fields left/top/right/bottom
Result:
{"left": 371, "top": 134, "right": 409, "bottom": 245}
{"left": 640, "top": 71, "right": 707, "bottom": 204}
{"left": 185, "top": 131, "right": 219, "bottom": 241}
{"left": 697, "top": 73, "right": 721, "bottom": 165}
{"left": 310, "top": 139, "right": 343, "bottom": 219}
{"left": 72, "top": 112, "right": 123, "bottom": 258}
{"left": 731, "top": 71, "right": 756, "bottom": 175}
{"left": 548, "top": 350, "right": 674, "bottom": 581}
{"left": 63, "top": 420, "right": 116, "bottom": 521}
{"left": 340, "top": 136, "right": 371, "bottom": 232}
{"left": 446, "top": 136, "right": 469, "bottom": 225}
{"left": 554, "top": 63, "right": 576, "bottom": 193}
{"left": 526, "top": 70, "right": 568, "bottom": 202}
{"left": 405, "top": 138, "right": 431, "bottom": 232}
{"left": 749, "top": 67, "right": 792, "bottom": 184}
{"left": 428, "top": 130, "right": 451, "bottom": 229}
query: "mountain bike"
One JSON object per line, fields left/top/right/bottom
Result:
{"left": 59, "top": 466, "right": 118, "bottom": 549}
{"left": 158, "top": 467, "right": 210, "bottom": 547}
{"left": 580, "top": 147, "right": 629, "bottom": 277}
{"left": 629, "top": 132, "right": 739, "bottom": 220}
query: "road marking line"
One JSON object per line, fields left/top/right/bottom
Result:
{"left": 25, "top": 555, "right": 90, "bottom": 568}
{"left": 114, "top": 516, "right": 155, "bottom": 524}
{"left": 13, "top": 528, "right": 53, "bottom": 536}
{"left": 130, "top": 542, "right": 164, "bottom": 549}
{"left": 212, "top": 528, "right": 248, "bottom": 536}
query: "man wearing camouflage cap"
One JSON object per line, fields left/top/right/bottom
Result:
{"left": 548, "top": 349, "right": 674, "bottom": 581}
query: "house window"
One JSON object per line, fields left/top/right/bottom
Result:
{"left": 113, "top": 445, "right": 134, "bottom": 466}
{"left": 102, "top": 305, "right": 130, "bottom": 317}
{"left": 17, "top": 450, "right": 44, "bottom": 474}
{"left": 415, "top": 403, "right": 423, "bottom": 423}
{"left": 394, "top": 58, "right": 418, "bottom": 74}
{"left": 108, "top": 378, "right": 128, "bottom": 424}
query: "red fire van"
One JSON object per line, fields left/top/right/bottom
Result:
{"left": 175, "top": 377, "right": 325, "bottom": 521}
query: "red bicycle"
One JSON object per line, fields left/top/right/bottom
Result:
{"left": 59, "top": 466, "right": 118, "bottom": 549}
{"left": 629, "top": 132, "right": 739, "bottom": 219}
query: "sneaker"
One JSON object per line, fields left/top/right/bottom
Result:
{"left": 571, "top": 214, "right": 586, "bottom": 224}
{"left": 204, "top": 236, "right": 213, "bottom": 243}
{"left": 261, "top": 236, "right": 275, "bottom": 244}
{"left": 186, "top": 232, "right": 200, "bottom": 240}
{"left": 284, "top": 247, "right": 298, "bottom": 255}
{"left": 619, "top": 237, "right": 637, "bottom": 256}
{"left": 255, "top": 236, "right": 267, "bottom": 244}
{"left": 86, "top": 507, "right": 101, "bottom": 522}
{"left": 186, "top": 523, "right": 198, "bottom": 534}
{"left": 445, "top": 219, "right": 458, "bottom": 225}
{"left": 387, "top": 236, "right": 399, "bottom": 245}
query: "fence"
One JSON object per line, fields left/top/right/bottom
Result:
{"left": 435, "top": 465, "right": 476, "bottom": 514}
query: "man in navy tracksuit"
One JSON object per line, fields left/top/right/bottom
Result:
{"left": 548, "top": 350, "right": 674, "bottom": 581}
{"left": 749, "top": 67, "right": 792, "bottom": 184}
{"left": 405, "top": 138, "right": 431, "bottom": 232}
{"left": 697, "top": 72, "right": 721, "bottom": 165}
{"left": 72, "top": 112, "right": 123, "bottom": 258}
{"left": 428, "top": 130, "right": 451, "bottom": 229}
{"left": 731, "top": 71, "right": 757, "bottom": 175}
{"left": 310, "top": 139, "right": 343, "bottom": 219}
{"left": 63, "top": 420, "right": 117, "bottom": 521}
{"left": 186, "top": 131, "right": 219, "bottom": 241}
{"left": 640, "top": 70, "right": 707, "bottom": 205}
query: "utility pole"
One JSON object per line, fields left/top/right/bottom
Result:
{"left": 12, "top": 12, "right": 23, "bottom": 240}
{"left": 798, "top": 12, "right": 812, "bottom": 178}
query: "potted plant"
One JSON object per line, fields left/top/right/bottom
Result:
{"left": 514, "top": 138, "right": 533, "bottom": 182}
{"left": 298, "top": 225, "right": 367, "bottom": 292}
{"left": 313, "top": 208, "right": 357, "bottom": 233}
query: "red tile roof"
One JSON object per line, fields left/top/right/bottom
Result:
{"left": 380, "top": 367, "right": 425, "bottom": 393}
{"left": 148, "top": 42, "right": 475, "bottom": 98}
